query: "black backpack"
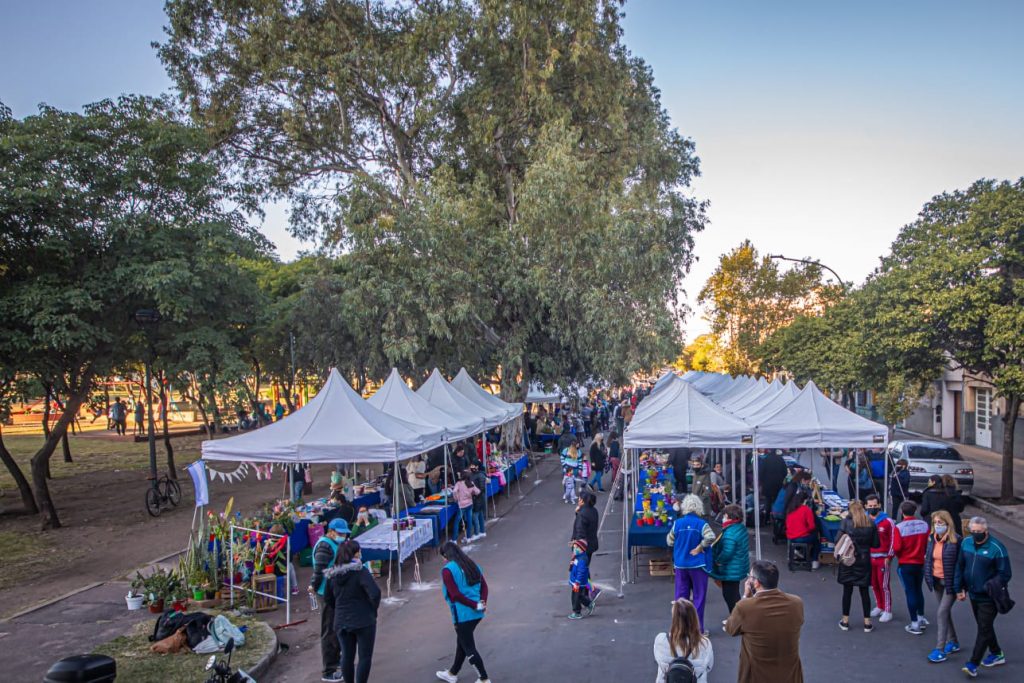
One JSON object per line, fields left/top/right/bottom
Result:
{"left": 150, "top": 610, "right": 213, "bottom": 649}
{"left": 666, "top": 655, "right": 698, "bottom": 683}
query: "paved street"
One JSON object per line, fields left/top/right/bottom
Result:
{"left": 894, "top": 428, "right": 1024, "bottom": 501}
{"left": 4, "top": 449, "right": 1023, "bottom": 681}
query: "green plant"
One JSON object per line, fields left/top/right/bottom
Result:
{"left": 134, "top": 567, "right": 180, "bottom": 604}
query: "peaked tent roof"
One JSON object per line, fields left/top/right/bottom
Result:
{"left": 418, "top": 368, "right": 505, "bottom": 430}
{"left": 734, "top": 380, "right": 801, "bottom": 422}
{"left": 368, "top": 368, "right": 485, "bottom": 443}
{"left": 754, "top": 381, "right": 889, "bottom": 448}
{"left": 624, "top": 379, "right": 755, "bottom": 449}
{"left": 451, "top": 368, "right": 522, "bottom": 423}
{"left": 526, "top": 383, "right": 564, "bottom": 403}
{"left": 650, "top": 371, "right": 680, "bottom": 395}
{"left": 202, "top": 368, "right": 444, "bottom": 463}
{"left": 722, "top": 378, "right": 781, "bottom": 412}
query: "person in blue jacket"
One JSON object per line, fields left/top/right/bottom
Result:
{"left": 436, "top": 541, "right": 491, "bottom": 683}
{"left": 667, "top": 494, "right": 716, "bottom": 632}
{"left": 567, "top": 539, "right": 602, "bottom": 619}
{"left": 954, "top": 516, "right": 1012, "bottom": 678}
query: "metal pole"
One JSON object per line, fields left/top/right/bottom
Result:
{"left": 856, "top": 450, "right": 860, "bottom": 501}
{"left": 394, "top": 453, "right": 402, "bottom": 591}
{"left": 285, "top": 534, "right": 291, "bottom": 624}
{"left": 740, "top": 450, "right": 747, "bottom": 525}
{"left": 144, "top": 359, "right": 157, "bottom": 480}
{"left": 229, "top": 526, "right": 235, "bottom": 608}
{"left": 443, "top": 443, "right": 451, "bottom": 543}
{"left": 752, "top": 441, "right": 762, "bottom": 560}
{"left": 883, "top": 446, "right": 890, "bottom": 513}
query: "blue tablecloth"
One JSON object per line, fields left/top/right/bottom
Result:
{"left": 352, "top": 491, "right": 381, "bottom": 509}
{"left": 290, "top": 519, "right": 312, "bottom": 555}
{"left": 410, "top": 502, "right": 459, "bottom": 546}
{"left": 627, "top": 518, "right": 671, "bottom": 559}
{"left": 514, "top": 455, "right": 528, "bottom": 477}
{"left": 486, "top": 476, "right": 502, "bottom": 497}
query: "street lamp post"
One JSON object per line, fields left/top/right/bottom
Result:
{"left": 134, "top": 309, "right": 161, "bottom": 481}
{"left": 767, "top": 254, "right": 846, "bottom": 287}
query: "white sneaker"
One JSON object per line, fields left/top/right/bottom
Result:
{"left": 811, "top": 561, "right": 820, "bottom": 570}
{"left": 918, "top": 616, "right": 930, "bottom": 627}
{"left": 880, "top": 611, "right": 893, "bottom": 623}
{"left": 480, "top": 532, "right": 487, "bottom": 538}
{"left": 436, "top": 671, "right": 458, "bottom": 683}
{"left": 870, "top": 607, "right": 882, "bottom": 617}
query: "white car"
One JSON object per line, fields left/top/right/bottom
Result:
{"left": 884, "top": 440, "right": 974, "bottom": 495}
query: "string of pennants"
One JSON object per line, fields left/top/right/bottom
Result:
{"left": 206, "top": 462, "right": 287, "bottom": 483}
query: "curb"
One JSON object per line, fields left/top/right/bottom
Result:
{"left": 966, "top": 494, "right": 1022, "bottom": 526}
{"left": 246, "top": 620, "right": 279, "bottom": 680}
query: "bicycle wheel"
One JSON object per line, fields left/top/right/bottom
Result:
{"left": 163, "top": 478, "right": 182, "bottom": 507}
{"left": 145, "top": 487, "right": 162, "bottom": 517}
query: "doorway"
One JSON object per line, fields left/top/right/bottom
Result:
{"left": 976, "top": 388, "right": 993, "bottom": 449}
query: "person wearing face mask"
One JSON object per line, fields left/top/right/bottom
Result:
{"left": 893, "top": 500, "right": 929, "bottom": 634}
{"left": 865, "top": 494, "right": 895, "bottom": 623}
{"left": 889, "top": 458, "right": 911, "bottom": 518}
{"left": 954, "top": 516, "right": 1012, "bottom": 677}
{"left": 709, "top": 504, "right": 751, "bottom": 616}
{"left": 923, "top": 510, "right": 962, "bottom": 663}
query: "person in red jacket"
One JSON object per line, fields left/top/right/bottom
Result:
{"left": 893, "top": 500, "right": 930, "bottom": 634}
{"left": 865, "top": 494, "right": 895, "bottom": 622}
{"left": 785, "top": 491, "right": 821, "bottom": 569}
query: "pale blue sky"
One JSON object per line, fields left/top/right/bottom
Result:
{"left": 3, "top": 1, "right": 1022, "bottom": 337}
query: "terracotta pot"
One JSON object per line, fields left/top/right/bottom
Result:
{"left": 148, "top": 599, "right": 165, "bottom": 613}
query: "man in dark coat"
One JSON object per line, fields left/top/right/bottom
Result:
{"left": 758, "top": 451, "right": 788, "bottom": 512}
{"left": 573, "top": 491, "right": 600, "bottom": 566}
{"left": 669, "top": 448, "right": 692, "bottom": 494}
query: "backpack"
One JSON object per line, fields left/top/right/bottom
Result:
{"left": 666, "top": 655, "right": 698, "bottom": 683}
{"left": 834, "top": 532, "right": 856, "bottom": 567}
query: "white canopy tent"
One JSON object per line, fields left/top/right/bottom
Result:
{"left": 451, "top": 368, "right": 523, "bottom": 423}
{"left": 706, "top": 375, "right": 757, "bottom": 401}
{"left": 368, "top": 368, "right": 485, "bottom": 443}
{"left": 754, "top": 381, "right": 888, "bottom": 449}
{"left": 734, "top": 380, "right": 802, "bottom": 422}
{"left": 525, "top": 383, "right": 564, "bottom": 404}
{"left": 721, "top": 378, "right": 782, "bottom": 413}
{"left": 624, "top": 379, "right": 754, "bottom": 450}
{"left": 418, "top": 368, "right": 506, "bottom": 430}
{"left": 202, "top": 368, "right": 445, "bottom": 463}
{"left": 650, "top": 371, "right": 679, "bottom": 395}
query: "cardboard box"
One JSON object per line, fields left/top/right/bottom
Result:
{"left": 649, "top": 559, "right": 673, "bottom": 576}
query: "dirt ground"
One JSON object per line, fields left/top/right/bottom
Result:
{"left": 0, "top": 428, "right": 343, "bottom": 620}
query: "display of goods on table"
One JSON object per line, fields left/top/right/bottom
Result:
{"left": 635, "top": 451, "right": 677, "bottom": 528}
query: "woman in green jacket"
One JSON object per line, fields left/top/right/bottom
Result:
{"left": 708, "top": 504, "right": 750, "bottom": 615}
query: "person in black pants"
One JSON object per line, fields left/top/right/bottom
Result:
{"left": 668, "top": 448, "right": 692, "bottom": 494}
{"left": 837, "top": 500, "right": 881, "bottom": 633}
{"left": 437, "top": 542, "right": 491, "bottom": 683}
{"left": 323, "top": 540, "right": 381, "bottom": 683}
{"left": 572, "top": 491, "right": 600, "bottom": 566}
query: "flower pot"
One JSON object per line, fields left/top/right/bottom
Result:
{"left": 205, "top": 589, "right": 217, "bottom": 600}
{"left": 148, "top": 599, "right": 165, "bottom": 613}
{"left": 126, "top": 594, "right": 145, "bottom": 611}
{"left": 171, "top": 599, "right": 187, "bottom": 612}
{"left": 192, "top": 589, "right": 205, "bottom": 601}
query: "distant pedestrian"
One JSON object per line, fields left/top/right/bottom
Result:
{"left": 666, "top": 494, "right": 715, "bottom": 632}
{"left": 893, "top": 500, "right": 929, "bottom": 634}
{"left": 562, "top": 467, "right": 577, "bottom": 505}
{"left": 608, "top": 431, "right": 622, "bottom": 484}
{"left": 110, "top": 397, "right": 127, "bottom": 435}
{"left": 708, "top": 504, "right": 750, "bottom": 615}
{"left": 453, "top": 470, "right": 482, "bottom": 543}
{"left": 274, "top": 399, "right": 285, "bottom": 421}
{"left": 309, "top": 519, "right": 350, "bottom": 683}
{"left": 567, "top": 539, "right": 601, "bottom": 619}
{"left": 469, "top": 462, "right": 488, "bottom": 540}
{"left": 323, "top": 540, "right": 381, "bottom": 683}
{"left": 837, "top": 500, "right": 881, "bottom": 633}
{"left": 134, "top": 399, "right": 145, "bottom": 435}
{"left": 436, "top": 542, "right": 491, "bottom": 683}
{"left": 923, "top": 510, "right": 962, "bottom": 662}
{"left": 290, "top": 463, "right": 305, "bottom": 502}
{"left": 889, "top": 458, "right": 910, "bottom": 518}
{"left": 669, "top": 448, "right": 692, "bottom": 495}
{"left": 921, "top": 475, "right": 965, "bottom": 536}
{"left": 653, "top": 598, "right": 714, "bottom": 683}
{"left": 955, "top": 516, "right": 1011, "bottom": 678}
{"left": 865, "top": 494, "right": 895, "bottom": 622}
{"left": 725, "top": 559, "right": 805, "bottom": 683}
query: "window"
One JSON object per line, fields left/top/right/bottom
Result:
{"left": 907, "top": 445, "right": 962, "bottom": 461}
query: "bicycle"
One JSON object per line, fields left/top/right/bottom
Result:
{"left": 145, "top": 474, "right": 182, "bottom": 517}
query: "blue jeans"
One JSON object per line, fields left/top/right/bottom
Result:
{"left": 291, "top": 480, "right": 304, "bottom": 502}
{"left": 459, "top": 506, "right": 474, "bottom": 538}
{"left": 898, "top": 564, "right": 925, "bottom": 621}
{"left": 589, "top": 469, "right": 605, "bottom": 491}
{"left": 473, "top": 509, "right": 485, "bottom": 536}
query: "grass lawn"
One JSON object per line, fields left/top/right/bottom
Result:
{"left": 0, "top": 432, "right": 206, "bottom": 491}
{"left": 93, "top": 611, "right": 274, "bottom": 682}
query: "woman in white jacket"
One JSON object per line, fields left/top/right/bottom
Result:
{"left": 653, "top": 598, "right": 714, "bottom": 683}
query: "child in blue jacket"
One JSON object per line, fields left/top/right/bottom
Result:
{"left": 568, "top": 539, "right": 602, "bottom": 619}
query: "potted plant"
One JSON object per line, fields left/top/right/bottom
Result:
{"left": 126, "top": 574, "right": 146, "bottom": 610}
{"left": 135, "top": 567, "right": 173, "bottom": 613}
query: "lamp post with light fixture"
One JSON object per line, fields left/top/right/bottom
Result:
{"left": 133, "top": 308, "right": 161, "bottom": 482}
{"left": 767, "top": 254, "right": 846, "bottom": 289}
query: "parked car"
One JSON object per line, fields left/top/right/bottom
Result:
{"left": 883, "top": 440, "right": 974, "bottom": 495}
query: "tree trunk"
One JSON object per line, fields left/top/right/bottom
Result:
{"left": 280, "top": 381, "right": 296, "bottom": 413}
{"left": 31, "top": 386, "right": 90, "bottom": 529}
{"left": 999, "top": 394, "right": 1020, "bottom": 503}
{"left": 41, "top": 383, "right": 52, "bottom": 479}
{"left": 499, "top": 364, "right": 528, "bottom": 453}
{"left": 61, "top": 432, "right": 73, "bottom": 464}
{"left": 158, "top": 372, "right": 176, "bottom": 479}
{"left": 0, "top": 424, "right": 38, "bottom": 513}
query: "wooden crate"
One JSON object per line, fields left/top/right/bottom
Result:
{"left": 252, "top": 573, "right": 279, "bottom": 612}
{"left": 649, "top": 559, "right": 673, "bottom": 576}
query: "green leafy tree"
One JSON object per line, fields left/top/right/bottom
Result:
{"left": 160, "top": 0, "right": 706, "bottom": 423}
{"left": 699, "top": 240, "right": 838, "bottom": 374}
{"left": 0, "top": 96, "right": 267, "bottom": 527}
{"left": 881, "top": 178, "right": 1024, "bottom": 501}
{"left": 680, "top": 333, "right": 728, "bottom": 373}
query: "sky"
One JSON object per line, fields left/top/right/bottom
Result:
{"left": 3, "top": 1, "right": 1022, "bottom": 338}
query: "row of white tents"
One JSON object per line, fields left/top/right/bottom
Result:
{"left": 202, "top": 367, "right": 522, "bottom": 464}
{"left": 620, "top": 371, "right": 889, "bottom": 574}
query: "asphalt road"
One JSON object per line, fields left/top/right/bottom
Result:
{"left": 265, "top": 451, "right": 1024, "bottom": 682}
